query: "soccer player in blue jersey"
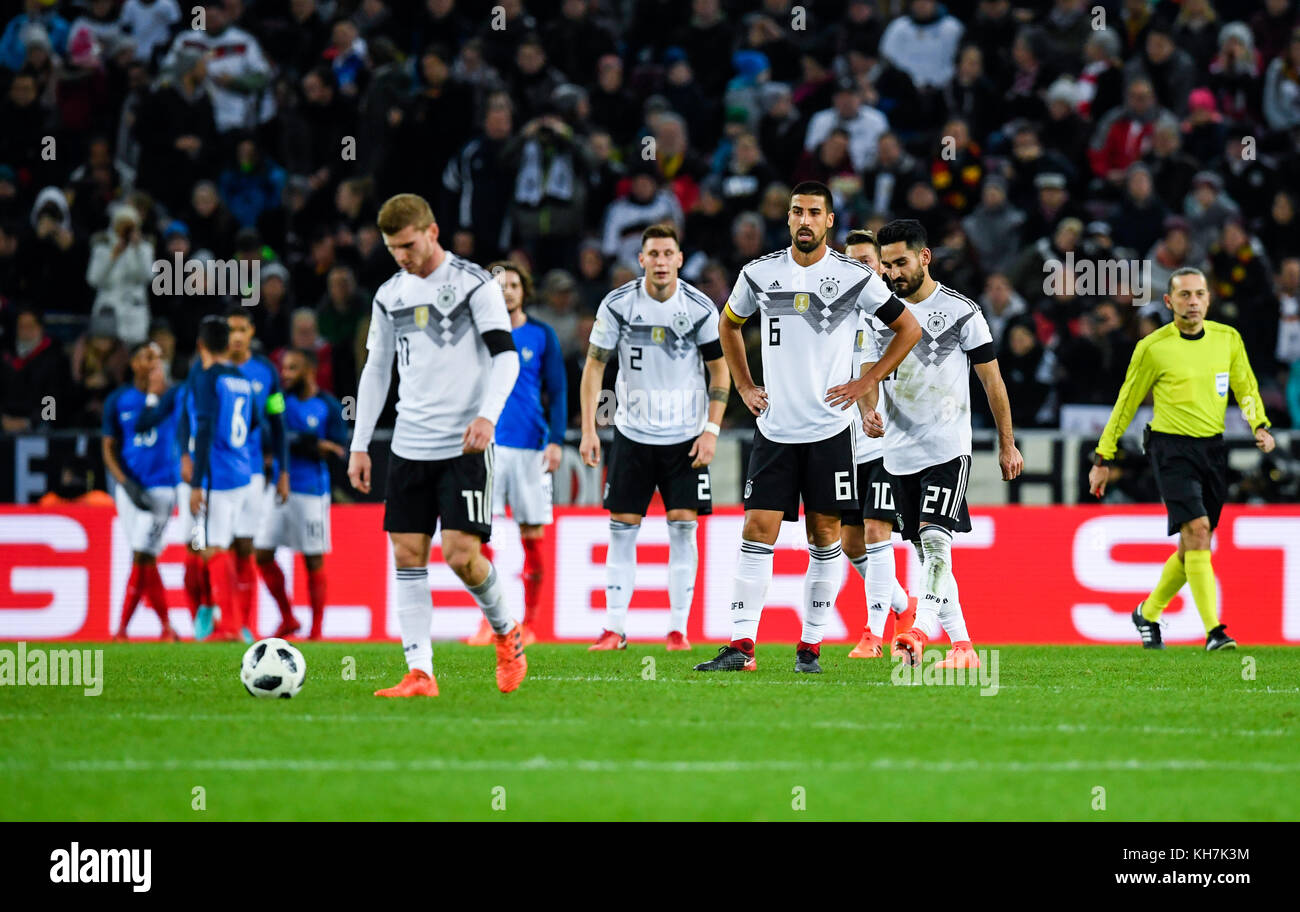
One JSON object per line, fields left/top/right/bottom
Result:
{"left": 254, "top": 348, "right": 350, "bottom": 639}
{"left": 102, "top": 341, "right": 182, "bottom": 641}
{"left": 464, "top": 261, "right": 567, "bottom": 646}
{"left": 226, "top": 306, "right": 289, "bottom": 641}
{"left": 140, "top": 316, "right": 260, "bottom": 641}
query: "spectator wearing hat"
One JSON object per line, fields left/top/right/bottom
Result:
{"left": 28, "top": 186, "right": 91, "bottom": 316}
{"left": 803, "top": 74, "right": 889, "bottom": 173}
{"left": 963, "top": 175, "right": 1025, "bottom": 276}
{"left": 1208, "top": 21, "right": 1264, "bottom": 126}
{"left": 69, "top": 306, "right": 128, "bottom": 428}
{"left": 998, "top": 317, "right": 1057, "bottom": 427}
{"left": 1040, "top": 78, "right": 1091, "bottom": 181}
{"left": 19, "top": 21, "right": 56, "bottom": 105}
{"left": 1113, "top": 162, "right": 1170, "bottom": 256}
{"left": 600, "top": 159, "right": 682, "bottom": 270}
{"left": 1141, "top": 114, "right": 1199, "bottom": 205}
{"left": 723, "top": 47, "right": 773, "bottom": 133}
{"left": 1124, "top": 18, "right": 1199, "bottom": 116}
{"left": 0, "top": 0, "right": 70, "bottom": 72}
{"left": 256, "top": 261, "right": 293, "bottom": 354}
{"left": 1089, "top": 76, "right": 1168, "bottom": 187}
{"left": 1263, "top": 26, "right": 1300, "bottom": 131}
{"left": 1, "top": 306, "right": 69, "bottom": 432}
{"left": 1181, "top": 87, "right": 1228, "bottom": 162}
{"left": 1021, "top": 171, "right": 1080, "bottom": 245}
{"left": 133, "top": 43, "right": 217, "bottom": 216}
{"left": 86, "top": 204, "right": 153, "bottom": 346}
{"left": 503, "top": 103, "right": 593, "bottom": 273}
{"left": 1183, "top": 170, "right": 1240, "bottom": 255}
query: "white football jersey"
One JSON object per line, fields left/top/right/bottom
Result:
{"left": 364, "top": 254, "right": 512, "bottom": 461}
{"left": 727, "top": 247, "right": 900, "bottom": 444}
{"left": 852, "top": 313, "right": 883, "bottom": 464}
{"left": 872, "top": 283, "right": 995, "bottom": 476}
{"left": 589, "top": 277, "right": 720, "bottom": 445}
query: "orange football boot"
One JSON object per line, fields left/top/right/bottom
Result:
{"left": 466, "top": 617, "right": 494, "bottom": 645}
{"left": 848, "top": 630, "right": 883, "bottom": 658}
{"left": 520, "top": 623, "right": 538, "bottom": 647}
{"left": 894, "top": 597, "right": 917, "bottom": 636}
{"left": 588, "top": 629, "right": 627, "bottom": 650}
{"left": 936, "top": 643, "right": 981, "bottom": 669}
{"left": 493, "top": 624, "right": 528, "bottom": 693}
{"left": 374, "top": 669, "right": 439, "bottom": 697}
{"left": 160, "top": 627, "right": 180, "bottom": 643}
{"left": 892, "top": 627, "right": 928, "bottom": 667}
{"left": 666, "top": 630, "right": 691, "bottom": 651}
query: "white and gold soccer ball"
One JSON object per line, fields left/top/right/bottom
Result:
{"left": 240, "top": 638, "right": 306, "bottom": 698}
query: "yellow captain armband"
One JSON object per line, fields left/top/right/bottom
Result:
{"left": 723, "top": 302, "right": 747, "bottom": 325}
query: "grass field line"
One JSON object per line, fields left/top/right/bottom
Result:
{"left": 8, "top": 756, "right": 1300, "bottom": 775}
{"left": 0, "top": 711, "right": 1289, "bottom": 740}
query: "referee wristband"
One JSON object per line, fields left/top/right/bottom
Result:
{"left": 1093, "top": 453, "right": 1113, "bottom": 468}
{"left": 702, "top": 422, "right": 721, "bottom": 436}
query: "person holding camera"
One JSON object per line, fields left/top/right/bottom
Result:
{"left": 86, "top": 204, "right": 154, "bottom": 346}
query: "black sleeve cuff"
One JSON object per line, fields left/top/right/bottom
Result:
{"left": 875, "top": 295, "right": 905, "bottom": 326}
{"left": 1093, "top": 453, "right": 1113, "bottom": 467}
{"left": 966, "top": 342, "right": 997, "bottom": 365}
{"left": 482, "top": 329, "right": 516, "bottom": 356}
{"left": 699, "top": 339, "right": 723, "bottom": 361}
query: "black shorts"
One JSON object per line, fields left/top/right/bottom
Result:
{"left": 1147, "top": 429, "right": 1227, "bottom": 536}
{"left": 383, "top": 448, "right": 494, "bottom": 542}
{"left": 603, "top": 428, "right": 713, "bottom": 516}
{"left": 744, "top": 426, "right": 857, "bottom": 522}
{"left": 890, "top": 455, "right": 973, "bottom": 542}
{"left": 841, "top": 457, "right": 903, "bottom": 530}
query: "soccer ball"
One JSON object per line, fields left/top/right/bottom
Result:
{"left": 240, "top": 638, "right": 306, "bottom": 698}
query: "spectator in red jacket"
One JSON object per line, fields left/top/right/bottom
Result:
{"left": 1088, "top": 76, "right": 1168, "bottom": 189}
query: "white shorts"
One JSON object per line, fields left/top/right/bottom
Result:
{"left": 115, "top": 484, "right": 177, "bottom": 556}
{"left": 234, "top": 472, "right": 267, "bottom": 539}
{"left": 177, "top": 482, "right": 197, "bottom": 548}
{"left": 491, "top": 445, "right": 554, "bottom": 526}
{"left": 194, "top": 482, "right": 253, "bottom": 551}
{"left": 254, "top": 492, "right": 332, "bottom": 554}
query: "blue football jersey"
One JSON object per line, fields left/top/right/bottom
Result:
{"left": 191, "top": 363, "right": 259, "bottom": 491}
{"left": 496, "top": 316, "right": 567, "bottom": 450}
{"left": 102, "top": 385, "right": 181, "bottom": 488}
{"left": 284, "top": 392, "right": 350, "bottom": 495}
{"left": 234, "top": 353, "right": 284, "bottom": 474}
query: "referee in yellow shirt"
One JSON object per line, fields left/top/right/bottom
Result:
{"left": 1089, "top": 267, "right": 1275, "bottom": 651}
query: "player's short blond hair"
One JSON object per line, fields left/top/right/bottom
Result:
{"left": 376, "top": 194, "right": 435, "bottom": 236}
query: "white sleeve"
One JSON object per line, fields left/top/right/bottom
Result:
{"left": 350, "top": 299, "right": 394, "bottom": 453}
{"left": 589, "top": 293, "right": 622, "bottom": 350}
{"left": 855, "top": 268, "right": 896, "bottom": 318}
{"left": 960, "top": 309, "right": 994, "bottom": 351}
{"left": 469, "top": 278, "right": 519, "bottom": 424}
{"left": 725, "top": 267, "right": 758, "bottom": 319}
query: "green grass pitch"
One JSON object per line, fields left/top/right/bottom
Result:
{"left": 2, "top": 642, "right": 1297, "bottom": 821}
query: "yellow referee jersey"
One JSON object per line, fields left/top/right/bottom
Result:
{"left": 1095, "top": 320, "right": 1270, "bottom": 460}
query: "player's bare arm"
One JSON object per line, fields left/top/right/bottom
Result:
{"left": 973, "top": 359, "right": 1024, "bottom": 481}
{"left": 719, "top": 306, "right": 767, "bottom": 415}
{"left": 857, "top": 360, "right": 884, "bottom": 437}
{"left": 689, "top": 356, "right": 731, "bottom": 469}
{"left": 826, "top": 307, "right": 921, "bottom": 409}
{"left": 579, "top": 344, "right": 612, "bottom": 466}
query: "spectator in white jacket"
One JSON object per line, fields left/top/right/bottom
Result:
{"left": 803, "top": 76, "right": 890, "bottom": 172}
{"left": 879, "top": 0, "right": 965, "bottom": 90}
{"left": 160, "top": 0, "right": 273, "bottom": 134}
{"left": 1262, "top": 28, "right": 1300, "bottom": 132}
{"left": 86, "top": 204, "right": 154, "bottom": 345}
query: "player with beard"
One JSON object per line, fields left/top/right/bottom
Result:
{"left": 695, "top": 183, "right": 922, "bottom": 673}
{"left": 869, "top": 219, "right": 1023, "bottom": 668}
{"left": 839, "top": 229, "right": 916, "bottom": 658}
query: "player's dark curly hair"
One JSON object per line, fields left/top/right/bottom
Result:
{"left": 877, "top": 219, "right": 928, "bottom": 252}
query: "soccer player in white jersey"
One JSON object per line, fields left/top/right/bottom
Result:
{"left": 580, "top": 224, "right": 731, "bottom": 651}
{"left": 695, "top": 182, "right": 922, "bottom": 673}
{"left": 840, "top": 229, "right": 916, "bottom": 659}
{"left": 866, "top": 219, "right": 1023, "bottom": 669}
{"left": 348, "top": 194, "right": 525, "bottom": 697}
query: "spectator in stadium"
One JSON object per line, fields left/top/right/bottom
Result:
{"left": 1252, "top": 0, "right": 1300, "bottom": 68}
{"left": 86, "top": 204, "right": 154, "bottom": 346}
{"left": 715, "top": 132, "right": 776, "bottom": 222}
{"left": 803, "top": 75, "right": 890, "bottom": 174}
{"left": 588, "top": 54, "right": 640, "bottom": 149}
{"left": 724, "top": 47, "right": 773, "bottom": 132}
{"left": 276, "top": 306, "right": 334, "bottom": 395}
{"left": 998, "top": 318, "right": 1057, "bottom": 428}
{"left": 944, "top": 44, "right": 1000, "bottom": 146}
{"left": 1174, "top": 0, "right": 1221, "bottom": 74}
{"left": 963, "top": 175, "right": 1025, "bottom": 277}
{"left": 1263, "top": 27, "right": 1300, "bottom": 131}
{"left": 162, "top": 0, "right": 274, "bottom": 140}
{"left": 1181, "top": 88, "right": 1229, "bottom": 165}
{"left": 148, "top": 319, "right": 186, "bottom": 384}
{"left": 756, "top": 82, "right": 804, "bottom": 180}
{"left": 382, "top": 42, "right": 473, "bottom": 203}
{"left": 1041, "top": 0, "right": 1093, "bottom": 75}
{"left": 649, "top": 111, "right": 707, "bottom": 213}
{"left": 1057, "top": 301, "right": 1133, "bottom": 407}
{"left": 0, "top": 0, "right": 70, "bottom": 72}
{"left": 1002, "top": 122, "right": 1077, "bottom": 214}
{"left": 1183, "top": 170, "right": 1241, "bottom": 256}
{"left": 574, "top": 240, "right": 607, "bottom": 314}
{"left": 1021, "top": 172, "right": 1081, "bottom": 246}
{"left": 674, "top": 0, "right": 733, "bottom": 97}
{"left": 1208, "top": 21, "right": 1264, "bottom": 127}
{"left": 503, "top": 107, "right": 591, "bottom": 272}
{"left": 792, "top": 126, "right": 857, "bottom": 188}
{"left": 1002, "top": 27, "right": 1055, "bottom": 126}
{"left": 316, "top": 263, "right": 365, "bottom": 374}
{"left": 119, "top": 0, "right": 183, "bottom": 66}
{"left": 927, "top": 118, "right": 983, "bottom": 216}
{"left": 508, "top": 32, "right": 564, "bottom": 127}
{"left": 600, "top": 160, "right": 682, "bottom": 270}
{"left": 543, "top": 0, "right": 617, "bottom": 95}
{"left": 326, "top": 18, "right": 368, "bottom": 99}
{"left": 1259, "top": 190, "right": 1300, "bottom": 262}
{"left": 1089, "top": 77, "right": 1167, "bottom": 189}
{"left": 1210, "top": 217, "right": 1279, "bottom": 369}
{"left": 1147, "top": 217, "right": 1204, "bottom": 317}
{"left": 255, "top": 261, "right": 292, "bottom": 354}
{"left": 758, "top": 181, "right": 792, "bottom": 250}
{"left": 0, "top": 70, "right": 57, "bottom": 196}
{"left": 69, "top": 309, "right": 128, "bottom": 428}
{"left": 133, "top": 46, "right": 217, "bottom": 217}
{"left": 185, "top": 179, "right": 237, "bottom": 258}
{"left": 1010, "top": 215, "right": 1083, "bottom": 306}
{"left": 735, "top": 14, "right": 797, "bottom": 89}
{"left": 980, "top": 272, "right": 1028, "bottom": 350}
{"left": 1076, "top": 28, "right": 1125, "bottom": 121}
{"left": 28, "top": 186, "right": 90, "bottom": 317}
{"left": 1113, "top": 163, "right": 1170, "bottom": 256}
{"left": 1125, "top": 18, "right": 1199, "bottom": 116}
{"left": 1142, "top": 114, "right": 1199, "bottom": 205}
{"left": 725, "top": 210, "right": 765, "bottom": 277}
{"left": 879, "top": 0, "right": 964, "bottom": 93}
{"left": 1041, "top": 80, "right": 1091, "bottom": 183}
{"left": 218, "top": 133, "right": 286, "bottom": 230}
{"left": 1, "top": 307, "right": 68, "bottom": 432}
{"left": 531, "top": 270, "right": 581, "bottom": 360}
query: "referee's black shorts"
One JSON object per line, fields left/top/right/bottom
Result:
{"left": 1146, "top": 428, "right": 1228, "bottom": 536}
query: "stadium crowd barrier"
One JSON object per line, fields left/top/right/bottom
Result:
{"left": 2, "top": 504, "right": 1298, "bottom": 644}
